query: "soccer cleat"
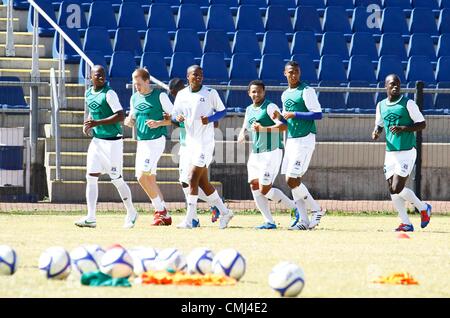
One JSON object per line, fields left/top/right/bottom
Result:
{"left": 219, "top": 210, "right": 234, "bottom": 229}
{"left": 395, "top": 223, "right": 414, "bottom": 232}
{"left": 255, "top": 222, "right": 277, "bottom": 230}
{"left": 288, "top": 221, "right": 309, "bottom": 231}
{"left": 211, "top": 206, "right": 220, "bottom": 223}
{"left": 176, "top": 218, "right": 200, "bottom": 229}
{"left": 309, "top": 209, "right": 326, "bottom": 229}
{"left": 420, "top": 203, "right": 432, "bottom": 228}
{"left": 123, "top": 211, "right": 138, "bottom": 229}
{"left": 74, "top": 217, "right": 97, "bottom": 228}
{"left": 290, "top": 208, "right": 300, "bottom": 228}
{"left": 151, "top": 209, "right": 172, "bottom": 226}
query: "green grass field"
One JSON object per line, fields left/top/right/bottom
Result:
{"left": 0, "top": 212, "right": 449, "bottom": 298}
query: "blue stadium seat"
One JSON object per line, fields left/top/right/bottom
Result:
{"left": 436, "top": 56, "right": 450, "bottom": 82}
{"left": 209, "top": 0, "right": 238, "bottom": 15}
{"left": 317, "top": 81, "right": 347, "bottom": 112}
{"left": 258, "top": 54, "right": 285, "bottom": 84}
{"left": 354, "top": 0, "right": 382, "bottom": 6}
{"left": 349, "top": 32, "right": 379, "bottom": 63}
{"left": 435, "top": 81, "right": 450, "bottom": 109}
{"left": 113, "top": 27, "right": 142, "bottom": 63}
{"left": 265, "top": 5, "right": 294, "bottom": 37}
{"left": 379, "top": 33, "right": 408, "bottom": 62}
{"left": 323, "top": 6, "right": 352, "bottom": 40}
{"left": 408, "top": 33, "right": 437, "bottom": 62}
{"left": 232, "top": 30, "right": 262, "bottom": 62}
{"left": 27, "top": 0, "right": 56, "bottom": 36}
{"left": 140, "top": 52, "right": 170, "bottom": 82}
{"left": 441, "top": 0, "right": 450, "bottom": 8}
{"left": 9, "top": 0, "right": 29, "bottom": 10}
{"left": 236, "top": 5, "right": 265, "bottom": 41}
{"left": 181, "top": 0, "right": 209, "bottom": 14}
{"left": 58, "top": 0, "right": 87, "bottom": 37}
{"left": 347, "top": 55, "right": 377, "bottom": 83}
{"left": 437, "top": 34, "right": 450, "bottom": 58}
{"left": 80, "top": 0, "right": 92, "bottom": 11}
{"left": 147, "top": 4, "right": 177, "bottom": 40}
{"left": 377, "top": 55, "right": 406, "bottom": 82}
{"left": 318, "top": 55, "right": 348, "bottom": 82}
{"left": 117, "top": 2, "right": 147, "bottom": 38}
{"left": 87, "top": 1, "right": 117, "bottom": 37}
{"left": 152, "top": 0, "right": 179, "bottom": 14}
{"left": 177, "top": 4, "right": 206, "bottom": 39}
{"left": 170, "top": 52, "right": 196, "bottom": 79}
{"left": 173, "top": 29, "right": 203, "bottom": 63}
{"left": 238, "top": 0, "right": 268, "bottom": 14}
{"left": 438, "top": 8, "right": 450, "bottom": 34}
{"left": 291, "top": 31, "right": 320, "bottom": 63}
{"left": 99, "top": 0, "right": 121, "bottom": 13}
{"left": 78, "top": 50, "right": 108, "bottom": 82}
{"left": 123, "top": 0, "right": 151, "bottom": 14}
{"left": 52, "top": 27, "right": 82, "bottom": 63}
{"left": 206, "top": 5, "right": 236, "bottom": 40}
{"left": 83, "top": 27, "right": 113, "bottom": 62}
{"left": 412, "top": 0, "right": 440, "bottom": 16}
{"left": 262, "top": 31, "right": 291, "bottom": 61}
{"left": 375, "top": 82, "right": 387, "bottom": 104}
{"left": 0, "top": 77, "right": 27, "bottom": 109}
{"left": 201, "top": 53, "right": 229, "bottom": 84}
{"left": 383, "top": 0, "right": 412, "bottom": 11}
{"left": 109, "top": 51, "right": 136, "bottom": 79}
{"left": 293, "top": 6, "right": 323, "bottom": 37}
{"left": 203, "top": 30, "right": 232, "bottom": 63}
{"left": 381, "top": 7, "right": 410, "bottom": 40}
{"left": 346, "top": 81, "right": 376, "bottom": 113}
{"left": 409, "top": 8, "right": 439, "bottom": 41}
{"left": 143, "top": 29, "right": 173, "bottom": 65}
{"left": 320, "top": 32, "right": 349, "bottom": 61}
{"left": 226, "top": 79, "right": 250, "bottom": 112}
{"left": 297, "top": 0, "right": 326, "bottom": 16}
{"left": 351, "top": 6, "right": 382, "bottom": 40}
{"left": 267, "top": 0, "right": 297, "bottom": 16}
{"left": 291, "top": 54, "right": 318, "bottom": 84}
{"left": 325, "top": 0, "right": 354, "bottom": 16}
{"left": 406, "top": 55, "right": 436, "bottom": 84}
{"left": 229, "top": 53, "right": 258, "bottom": 81}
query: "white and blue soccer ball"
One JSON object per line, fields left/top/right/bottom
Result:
{"left": 129, "top": 247, "right": 159, "bottom": 276}
{"left": 186, "top": 247, "right": 214, "bottom": 275}
{"left": 154, "top": 248, "right": 186, "bottom": 273}
{"left": 70, "top": 244, "right": 105, "bottom": 276}
{"left": 38, "top": 247, "right": 71, "bottom": 280}
{"left": 100, "top": 246, "right": 134, "bottom": 278}
{"left": 268, "top": 261, "right": 305, "bottom": 297}
{"left": 0, "top": 245, "right": 18, "bottom": 275}
{"left": 212, "top": 248, "right": 246, "bottom": 281}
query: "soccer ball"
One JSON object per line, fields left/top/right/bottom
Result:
{"left": 186, "top": 247, "right": 214, "bottom": 275}
{"left": 129, "top": 247, "right": 159, "bottom": 276}
{"left": 212, "top": 248, "right": 246, "bottom": 281}
{"left": 268, "top": 261, "right": 305, "bottom": 297}
{"left": 153, "top": 248, "right": 186, "bottom": 273}
{"left": 100, "top": 246, "right": 133, "bottom": 278}
{"left": 38, "top": 247, "right": 71, "bottom": 280}
{"left": 70, "top": 244, "right": 105, "bottom": 275}
{"left": 0, "top": 245, "right": 18, "bottom": 275}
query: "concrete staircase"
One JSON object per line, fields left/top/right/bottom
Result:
{"left": 1, "top": 5, "right": 221, "bottom": 202}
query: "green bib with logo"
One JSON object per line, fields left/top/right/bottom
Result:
{"left": 131, "top": 90, "right": 167, "bottom": 141}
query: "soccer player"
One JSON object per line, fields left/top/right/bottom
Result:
{"left": 172, "top": 65, "right": 233, "bottom": 229}
{"left": 238, "top": 80, "right": 299, "bottom": 229}
{"left": 372, "top": 74, "right": 432, "bottom": 232}
{"left": 124, "top": 68, "right": 173, "bottom": 226}
{"left": 276, "top": 60, "right": 325, "bottom": 230}
{"left": 76, "top": 65, "right": 138, "bottom": 228}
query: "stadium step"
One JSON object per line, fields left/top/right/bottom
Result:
{"left": 38, "top": 83, "right": 86, "bottom": 98}
{"left": 0, "top": 17, "right": 19, "bottom": 30}
{"left": 0, "top": 44, "right": 45, "bottom": 58}
{"left": 24, "top": 96, "right": 85, "bottom": 111}
{"left": 0, "top": 31, "right": 34, "bottom": 45}
{"left": 0, "top": 57, "right": 59, "bottom": 69}
{"left": 0, "top": 68, "right": 71, "bottom": 80}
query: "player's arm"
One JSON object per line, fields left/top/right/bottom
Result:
{"left": 124, "top": 97, "right": 136, "bottom": 127}
{"left": 201, "top": 89, "right": 226, "bottom": 125}
{"left": 372, "top": 102, "right": 383, "bottom": 140}
{"left": 84, "top": 90, "right": 124, "bottom": 130}
{"left": 146, "top": 93, "right": 174, "bottom": 128}
{"left": 252, "top": 104, "right": 287, "bottom": 133}
{"left": 389, "top": 100, "right": 426, "bottom": 134}
{"left": 284, "top": 87, "right": 323, "bottom": 121}
{"left": 237, "top": 112, "right": 248, "bottom": 143}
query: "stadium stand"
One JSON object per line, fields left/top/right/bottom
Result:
{"left": 147, "top": 3, "right": 177, "bottom": 39}
{"left": 232, "top": 30, "right": 262, "bottom": 62}
{"left": 235, "top": 5, "right": 265, "bottom": 40}
{"left": 143, "top": 28, "right": 173, "bottom": 65}
{"left": 206, "top": 4, "right": 236, "bottom": 40}
{"left": 57, "top": 0, "right": 87, "bottom": 37}
{"left": 117, "top": 1, "right": 147, "bottom": 38}
{"left": 291, "top": 31, "right": 320, "bottom": 64}
{"left": 347, "top": 55, "right": 377, "bottom": 84}
{"left": 318, "top": 55, "right": 347, "bottom": 82}
{"left": 140, "top": 52, "right": 170, "bottom": 82}
{"left": 176, "top": 3, "right": 206, "bottom": 39}
{"left": 377, "top": 55, "right": 406, "bottom": 83}
{"left": 379, "top": 33, "right": 408, "bottom": 62}
{"left": 83, "top": 26, "right": 113, "bottom": 63}
{"left": 290, "top": 54, "right": 318, "bottom": 84}
{"left": 113, "top": 27, "right": 143, "bottom": 64}
{"left": 169, "top": 52, "right": 196, "bottom": 79}
{"left": 406, "top": 55, "right": 436, "bottom": 85}
{"left": 349, "top": 32, "right": 379, "bottom": 64}
{"left": 320, "top": 32, "right": 350, "bottom": 61}
{"left": 27, "top": 0, "right": 56, "bottom": 36}
{"left": 261, "top": 31, "right": 291, "bottom": 61}
{"left": 258, "top": 54, "right": 285, "bottom": 84}
{"left": 293, "top": 5, "right": 323, "bottom": 37}
{"left": 264, "top": 5, "right": 293, "bottom": 38}
{"left": 351, "top": 6, "right": 382, "bottom": 41}
{"left": 87, "top": 1, "right": 117, "bottom": 37}
{"left": 173, "top": 28, "right": 203, "bottom": 64}
{"left": 407, "top": 33, "right": 437, "bottom": 62}
{"left": 52, "top": 26, "right": 82, "bottom": 63}
{"left": 78, "top": 50, "right": 109, "bottom": 82}
{"left": 203, "top": 30, "right": 233, "bottom": 64}
{"left": 323, "top": 6, "right": 353, "bottom": 40}
{"left": 438, "top": 8, "right": 450, "bottom": 34}
{"left": 346, "top": 81, "right": 376, "bottom": 113}
{"left": 200, "top": 53, "right": 229, "bottom": 85}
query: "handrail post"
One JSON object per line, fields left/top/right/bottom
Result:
{"left": 414, "top": 81, "right": 424, "bottom": 199}
{"left": 50, "top": 68, "right": 61, "bottom": 180}
{"left": 58, "top": 36, "right": 67, "bottom": 109}
{"left": 6, "top": 0, "right": 15, "bottom": 56}
{"left": 31, "top": 7, "right": 40, "bottom": 82}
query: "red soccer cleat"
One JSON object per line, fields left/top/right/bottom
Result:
{"left": 151, "top": 209, "right": 172, "bottom": 226}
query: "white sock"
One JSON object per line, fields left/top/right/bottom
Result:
{"left": 86, "top": 175, "right": 98, "bottom": 220}
{"left": 251, "top": 189, "right": 274, "bottom": 223}
{"left": 265, "top": 188, "right": 296, "bottom": 210}
{"left": 295, "top": 199, "right": 309, "bottom": 225}
{"left": 182, "top": 186, "right": 189, "bottom": 203}
{"left": 398, "top": 188, "right": 427, "bottom": 211}
{"left": 111, "top": 177, "right": 136, "bottom": 215}
{"left": 292, "top": 183, "right": 321, "bottom": 211}
{"left": 206, "top": 190, "right": 229, "bottom": 215}
{"left": 391, "top": 194, "right": 411, "bottom": 225}
{"left": 187, "top": 195, "right": 198, "bottom": 221}
{"left": 150, "top": 195, "right": 165, "bottom": 212}
{"left": 198, "top": 187, "right": 209, "bottom": 202}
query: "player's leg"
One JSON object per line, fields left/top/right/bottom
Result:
{"left": 177, "top": 164, "right": 204, "bottom": 229}
{"left": 387, "top": 175, "right": 413, "bottom": 231}
{"left": 286, "top": 177, "right": 309, "bottom": 230}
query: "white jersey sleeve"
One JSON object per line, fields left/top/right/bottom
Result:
{"left": 266, "top": 103, "right": 283, "bottom": 125}
{"left": 211, "top": 89, "right": 225, "bottom": 112}
{"left": 375, "top": 102, "right": 383, "bottom": 127}
{"left": 159, "top": 92, "right": 174, "bottom": 114}
{"left": 303, "top": 87, "right": 322, "bottom": 112}
{"left": 128, "top": 96, "right": 136, "bottom": 119}
{"left": 106, "top": 90, "right": 123, "bottom": 113}
{"left": 406, "top": 100, "right": 426, "bottom": 123}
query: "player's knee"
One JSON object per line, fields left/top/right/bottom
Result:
{"left": 286, "top": 178, "right": 300, "bottom": 189}
{"left": 260, "top": 185, "right": 272, "bottom": 196}
{"left": 391, "top": 183, "right": 404, "bottom": 194}
{"left": 249, "top": 180, "right": 259, "bottom": 191}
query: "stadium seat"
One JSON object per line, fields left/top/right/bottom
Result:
{"left": 203, "top": 30, "right": 232, "bottom": 64}
{"left": 375, "top": 82, "right": 387, "bottom": 104}
{"left": 52, "top": 27, "right": 82, "bottom": 63}
{"left": 379, "top": 33, "right": 408, "bottom": 62}
{"left": 169, "top": 52, "right": 196, "bottom": 79}
{"left": 78, "top": 50, "right": 108, "bottom": 82}
{"left": 113, "top": 28, "right": 143, "bottom": 63}
{"left": 346, "top": 81, "right": 376, "bottom": 112}
{"left": 408, "top": 33, "right": 437, "bottom": 62}
{"left": 238, "top": 0, "right": 268, "bottom": 14}
{"left": 258, "top": 54, "right": 285, "bottom": 84}
{"left": 209, "top": 0, "right": 238, "bottom": 15}
{"left": 10, "top": 0, "right": 29, "bottom": 10}
{"left": 435, "top": 82, "right": 450, "bottom": 109}
{"left": 229, "top": 53, "right": 258, "bottom": 81}
{"left": 140, "top": 52, "right": 170, "bottom": 82}
{"left": 80, "top": 0, "right": 92, "bottom": 11}
{"left": 177, "top": 4, "right": 206, "bottom": 39}
{"left": 117, "top": 2, "right": 147, "bottom": 38}
{"left": 409, "top": 8, "right": 439, "bottom": 40}
{"left": 317, "top": 81, "right": 347, "bottom": 112}
{"left": 58, "top": 0, "right": 87, "bottom": 37}
{"left": 412, "top": 0, "right": 440, "bottom": 13}
{"left": 206, "top": 5, "right": 236, "bottom": 40}
{"left": 261, "top": 31, "right": 291, "bottom": 61}
{"left": 437, "top": 34, "right": 450, "bottom": 58}
{"left": 27, "top": 0, "right": 56, "bottom": 36}
{"left": 441, "top": 0, "right": 450, "bottom": 8}
{"left": 347, "top": 55, "right": 377, "bottom": 83}
{"left": 383, "top": 0, "right": 412, "bottom": 10}
{"left": 354, "top": 0, "right": 382, "bottom": 6}
{"left": 325, "top": 0, "right": 354, "bottom": 16}
{"left": 109, "top": 51, "right": 136, "bottom": 79}
{"left": 180, "top": 0, "right": 209, "bottom": 14}
{"left": 406, "top": 55, "right": 436, "bottom": 84}
{"left": 438, "top": 9, "right": 450, "bottom": 34}
{"left": 173, "top": 29, "right": 203, "bottom": 63}
{"left": 232, "top": 30, "right": 262, "bottom": 62}
{"left": 0, "top": 77, "right": 27, "bottom": 109}
{"left": 143, "top": 29, "right": 173, "bottom": 65}
{"left": 351, "top": 6, "right": 382, "bottom": 40}
{"left": 291, "top": 54, "right": 318, "bottom": 84}
{"left": 323, "top": 6, "right": 352, "bottom": 40}
{"left": 87, "top": 1, "right": 118, "bottom": 37}
{"left": 377, "top": 55, "right": 406, "bottom": 82}
{"left": 123, "top": 0, "right": 151, "bottom": 14}
{"left": 83, "top": 27, "right": 113, "bottom": 62}
{"left": 147, "top": 4, "right": 177, "bottom": 40}
{"left": 381, "top": 7, "right": 410, "bottom": 40}
{"left": 226, "top": 79, "right": 250, "bottom": 112}
{"left": 293, "top": 6, "right": 323, "bottom": 36}
{"left": 236, "top": 5, "right": 265, "bottom": 41}
{"left": 297, "top": 0, "right": 326, "bottom": 16}
{"left": 318, "top": 55, "right": 348, "bottom": 82}
{"left": 267, "top": 0, "right": 297, "bottom": 16}
{"left": 200, "top": 53, "right": 229, "bottom": 84}
{"left": 436, "top": 56, "right": 450, "bottom": 82}
{"left": 320, "top": 32, "right": 350, "bottom": 61}
{"left": 265, "top": 5, "right": 294, "bottom": 37}
{"left": 152, "top": 0, "right": 179, "bottom": 14}
{"left": 291, "top": 31, "right": 320, "bottom": 63}
{"left": 349, "top": 32, "right": 379, "bottom": 63}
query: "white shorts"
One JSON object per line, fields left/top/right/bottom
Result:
{"left": 281, "top": 134, "right": 315, "bottom": 178}
{"left": 178, "top": 145, "right": 190, "bottom": 184}
{"left": 384, "top": 148, "right": 416, "bottom": 180}
{"left": 86, "top": 137, "right": 123, "bottom": 179}
{"left": 187, "top": 144, "right": 214, "bottom": 168}
{"left": 247, "top": 148, "right": 283, "bottom": 185}
{"left": 135, "top": 136, "right": 166, "bottom": 177}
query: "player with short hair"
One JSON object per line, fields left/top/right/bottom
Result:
{"left": 238, "top": 80, "right": 300, "bottom": 229}
{"left": 372, "top": 74, "right": 431, "bottom": 232}
{"left": 172, "top": 65, "right": 233, "bottom": 229}
{"left": 124, "top": 68, "right": 173, "bottom": 226}
{"left": 76, "top": 65, "right": 138, "bottom": 229}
